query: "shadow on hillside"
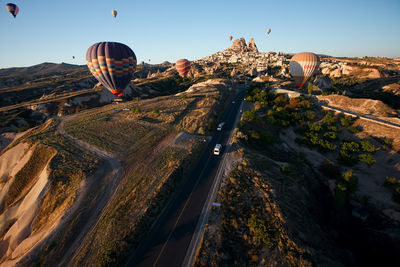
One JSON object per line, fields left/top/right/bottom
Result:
{"left": 235, "top": 84, "right": 400, "bottom": 266}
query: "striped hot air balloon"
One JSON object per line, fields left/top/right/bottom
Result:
{"left": 112, "top": 10, "right": 117, "bottom": 18}
{"left": 289, "top": 52, "right": 320, "bottom": 88}
{"left": 176, "top": 59, "right": 191, "bottom": 78}
{"left": 86, "top": 42, "right": 137, "bottom": 98}
{"left": 6, "top": 3, "right": 19, "bottom": 18}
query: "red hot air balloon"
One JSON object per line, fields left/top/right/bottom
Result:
{"left": 175, "top": 59, "right": 191, "bottom": 78}
{"left": 86, "top": 42, "right": 137, "bottom": 98}
{"left": 6, "top": 3, "right": 19, "bottom": 18}
{"left": 289, "top": 52, "right": 320, "bottom": 88}
{"left": 229, "top": 36, "right": 233, "bottom": 41}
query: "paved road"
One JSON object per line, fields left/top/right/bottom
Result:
{"left": 126, "top": 88, "right": 246, "bottom": 267}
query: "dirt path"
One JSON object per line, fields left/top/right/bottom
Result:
{"left": 55, "top": 115, "right": 123, "bottom": 266}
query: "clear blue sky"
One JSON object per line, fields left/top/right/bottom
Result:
{"left": 0, "top": 0, "right": 399, "bottom": 68}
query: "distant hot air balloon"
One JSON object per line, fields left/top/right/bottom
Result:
{"left": 176, "top": 59, "right": 191, "bottom": 78}
{"left": 229, "top": 36, "right": 233, "bottom": 41}
{"left": 112, "top": 10, "right": 117, "bottom": 18}
{"left": 86, "top": 42, "right": 137, "bottom": 98}
{"left": 72, "top": 56, "right": 75, "bottom": 59}
{"left": 6, "top": 3, "right": 19, "bottom": 18}
{"left": 289, "top": 52, "right": 320, "bottom": 88}
{"left": 266, "top": 28, "right": 271, "bottom": 35}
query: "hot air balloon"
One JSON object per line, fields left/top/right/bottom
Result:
{"left": 229, "top": 36, "right": 233, "bottom": 41}
{"left": 289, "top": 52, "right": 320, "bottom": 88}
{"left": 266, "top": 28, "right": 271, "bottom": 35}
{"left": 112, "top": 10, "right": 117, "bottom": 18}
{"left": 86, "top": 42, "right": 137, "bottom": 98}
{"left": 72, "top": 56, "right": 75, "bottom": 59}
{"left": 176, "top": 59, "right": 191, "bottom": 78}
{"left": 6, "top": 3, "right": 19, "bottom": 18}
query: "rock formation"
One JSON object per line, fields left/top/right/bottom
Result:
{"left": 227, "top": 38, "right": 258, "bottom": 53}
{"left": 248, "top": 38, "right": 258, "bottom": 53}
{"left": 314, "top": 76, "right": 332, "bottom": 89}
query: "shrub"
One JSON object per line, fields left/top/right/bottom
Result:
{"left": 322, "top": 111, "right": 337, "bottom": 125}
{"left": 340, "top": 116, "right": 352, "bottom": 127}
{"left": 323, "top": 131, "right": 338, "bottom": 140}
{"left": 384, "top": 176, "right": 400, "bottom": 188}
{"left": 285, "top": 98, "right": 300, "bottom": 110}
{"left": 337, "top": 150, "right": 359, "bottom": 166}
{"left": 358, "top": 153, "right": 376, "bottom": 166}
{"left": 132, "top": 107, "right": 141, "bottom": 114}
{"left": 304, "top": 110, "right": 315, "bottom": 121}
{"left": 347, "top": 126, "right": 359, "bottom": 133}
{"left": 152, "top": 108, "right": 160, "bottom": 114}
{"left": 341, "top": 170, "right": 358, "bottom": 193}
{"left": 247, "top": 214, "right": 279, "bottom": 248}
{"left": 198, "top": 127, "right": 206, "bottom": 135}
{"left": 360, "top": 140, "right": 375, "bottom": 153}
{"left": 273, "top": 95, "right": 288, "bottom": 107}
{"left": 249, "top": 130, "right": 260, "bottom": 141}
{"left": 243, "top": 110, "right": 257, "bottom": 122}
{"left": 298, "top": 99, "right": 312, "bottom": 109}
{"left": 308, "top": 122, "right": 322, "bottom": 132}
{"left": 341, "top": 141, "right": 360, "bottom": 152}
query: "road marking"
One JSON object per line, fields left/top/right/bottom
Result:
{"left": 152, "top": 150, "right": 214, "bottom": 267}
{"left": 152, "top": 89, "right": 244, "bottom": 266}
{"left": 182, "top": 90, "right": 245, "bottom": 267}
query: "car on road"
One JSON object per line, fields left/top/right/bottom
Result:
{"left": 213, "top": 144, "right": 222, "bottom": 155}
{"left": 122, "top": 107, "right": 131, "bottom": 111}
{"left": 232, "top": 100, "right": 235, "bottom": 104}
{"left": 217, "top": 122, "right": 225, "bottom": 131}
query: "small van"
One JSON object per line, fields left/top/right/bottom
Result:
{"left": 214, "top": 144, "right": 222, "bottom": 155}
{"left": 217, "top": 122, "right": 225, "bottom": 131}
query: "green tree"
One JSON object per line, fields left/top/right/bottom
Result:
{"left": 243, "top": 110, "right": 257, "bottom": 122}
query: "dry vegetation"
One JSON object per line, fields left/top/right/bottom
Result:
{"left": 3, "top": 144, "right": 55, "bottom": 211}
{"left": 8, "top": 78, "right": 233, "bottom": 266}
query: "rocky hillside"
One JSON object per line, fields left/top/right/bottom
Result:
{"left": 196, "top": 83, "right": 400, "bottom": 266}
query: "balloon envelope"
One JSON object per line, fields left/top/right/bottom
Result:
{"left": 289, "top": 52, "right": 320, "bottom": 88}
{"left": 6, "top": 3, "right": 19, "bottom": 18}
{"left": 266, "top": 28, "right": 271, "bottom": 34}
{"left": 112, "top": 10, "right": 117, "bottom": 17}
{"left": 86, "top": 42, "right": 137, "bottom": 97}
{"left": 176, "top": 59, "right": 191, "bottom": 78}
{"left": 229, "top": 36, "right": 233, "bottom": 41}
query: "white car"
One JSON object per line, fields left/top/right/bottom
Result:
{"left": 214, "top": 144, "right": 222, "bottom": 155}
{"left": 217, "top": 122, "right": 225, "bottom": 131}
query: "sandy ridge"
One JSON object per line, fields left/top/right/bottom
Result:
{"left": 54, "top": 115, "right": 123, "bottom": 266}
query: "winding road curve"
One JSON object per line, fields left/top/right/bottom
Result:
{"left": 56, "top": 115, "right": 123, "bottom": 266}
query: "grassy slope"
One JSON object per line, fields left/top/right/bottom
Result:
{"left": 53, "top": 80, "right": 231, "bottom": 266}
